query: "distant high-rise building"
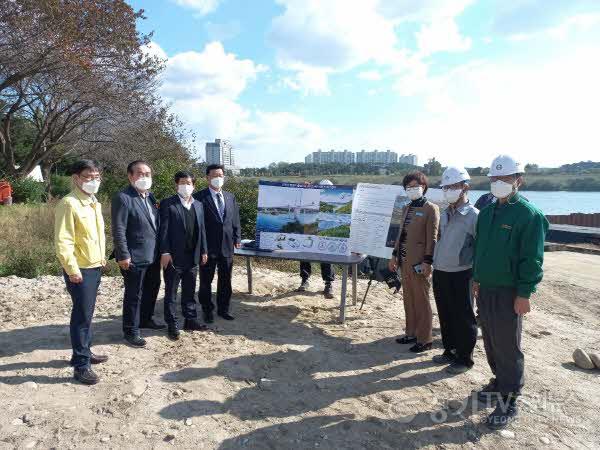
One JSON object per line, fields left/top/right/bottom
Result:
{"left": 355, "top": 149, "right": 398, "bottom": 165}
{"left": 205, "top": 139, "right": 238, "bottom": 173}
{"left": 303, "top": 149, "right": 413, "bottom": 166}
{"left": 309, "top": 149, "right": 355, "bottom": 164}
{"left": 399, "top": 153, "right": 418, "bottom": 166}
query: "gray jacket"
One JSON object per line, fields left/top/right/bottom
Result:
{"left": 433, "top": 201, "right": 478, "bottom": 272}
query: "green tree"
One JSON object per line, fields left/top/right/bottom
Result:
{"left": 423, "top": 158, "right": 442, "bottom": 176}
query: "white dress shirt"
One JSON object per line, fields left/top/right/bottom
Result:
{"left": 178, "top": 194, "right": 194, "bottom": 210}
{"left": 209, "top": 187, "right": 225, "bottom": 217}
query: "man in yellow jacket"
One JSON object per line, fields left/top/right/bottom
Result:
{"left": 55, "top": 160, "right": 107, "bottom": 385}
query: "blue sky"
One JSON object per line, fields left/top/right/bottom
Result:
{"left": 130, "top": 0, "right": 600, "bottom": 168}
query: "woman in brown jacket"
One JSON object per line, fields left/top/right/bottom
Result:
{"left": 389, "top": 171, "right": 440, "bottom": 353}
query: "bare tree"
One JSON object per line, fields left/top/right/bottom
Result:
{"left": 0, "top": 0, "right": 181, "bottom": 180}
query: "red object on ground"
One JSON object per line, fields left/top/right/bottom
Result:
{"left": 0, "top": 180, "right": 13, "bottom": 205}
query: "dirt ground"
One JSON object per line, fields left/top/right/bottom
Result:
{"left": 0, "top": 251, "right": 599, "bottom": 449}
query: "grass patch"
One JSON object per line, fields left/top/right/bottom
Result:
{"left": 0, "top": 203, "right": 120, "bottom": 278}
{"left": 318, "top": 224, "right": 351, "bottom": 238}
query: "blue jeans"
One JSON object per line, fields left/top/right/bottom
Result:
{"left": 63, "top": 268, "right": 101, "bottom": 370}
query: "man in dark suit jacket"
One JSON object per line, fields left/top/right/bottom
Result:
{"left": 193, "top": 164, "right": 241, "bottom": 323}
{"left": 159, "top": 171, "right": 209, "bottom": 340}
{"left": 111, "top": 160, "right": 164, "bottom": 348}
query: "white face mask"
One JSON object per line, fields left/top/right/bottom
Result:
{"left": 406, "top": 186, "right": 424, "bottom": 201}
{"left": 177, "top": 184, "right": 194, "bottom": 198}
{"left": 134, "top": 176, "right": 152, "bottom": 191}
{"left": 491, "top": 180, "right": 515, "bottom": 199}
{"left": 81, "top": 179, "right": 100, "bottom": 195}
{"left": 444, "top": 188, "right": 462, "bottom": 204}
{"left": 210, "top": 176, "right": 225, "bottom": 190}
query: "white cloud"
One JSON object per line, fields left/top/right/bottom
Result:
{"left": 269, "top": 0, "right": 397, "bottom": 71}
{"left": 416, "top": 17, "right": 472, "bottom": 55}
{"left": 152, "top": 41, "right": 323, "bottom": 166}
{"left": 141, "top": 41, "right": 168, "bottom": 61}
{"left": 236, "top": 111, "right": 324, "bottom": 163}
{"left": 508, "top": 12, "right": 600, "bottom": 41}
{"left": 269, "top": 0, "right": 473, "bottom": 96}
{"left": 492, "top": 0, "right": 598, "bottom": 37}
{"left": 170, "top": 0, "right": 222, "bottom": 16}
{"left": 374, "top": 48, "right": 600, "bottom": 167}
{"left": 160, "top": 41, "right": 267, "bottom": 101}
{"left": 282, "top": 68, "right": 331, "bottom": 96}
{"left": 358, "top": 70, "right": 382, "bottom": 81}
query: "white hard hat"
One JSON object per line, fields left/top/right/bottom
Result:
{"left": 440, "top": 166, "right": 470, "bottom": 187}
{"left": 319, "top": 179, "right": 334, "bottom": 186}
{"left": 488, "top": 154, "right": 523, "bottom": 177}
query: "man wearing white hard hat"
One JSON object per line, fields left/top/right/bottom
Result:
{"left": 432, "top": 166, "right": 479, "bottom": 375}
{"left": 297, "top": 179, "right": 335, "bottom": 299}
{"left": 472, "top": 154, "right": 549, "bottom": 430}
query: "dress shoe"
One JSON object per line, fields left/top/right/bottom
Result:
{"left": 477, "top": 378, "right": 501, "bottom": 405}
{"left": 139, "top": 319, "right": 166, "bottom": 330}
{"left": 323, "top": 283, "right": 334, "bottom": 299}
{"left": 184, "top": 319, "right": 208, "bottom": 331}
{"left": 395, "top": 335, "right": 417, "bottom": 345}
{"left": 70, "top": 352, "right": 108, "bottom": 366}
{"left": 124, "top": 334, "right": 147, "bottom": 347}
{"left": 432, "top": 351, "right": 456, "bottom": 365}
{"left": 167, "top": 325, "right": 181, "bottom": 340}
{"left": 218, "top": 312, "right": 235, "bottom": 321}
{"left": 409, "top": 342, "right": 432, "bottom": 353}
{"left": 74, "top": 368, "right": 100, "bottom": 385}
{"left": 445, "top": 362, "right": 472, "bottom": 375}
{"left": 485, "top": 395, "right": 519, "bottom": 429}
{"left": 296, "top": 279, "right": 310, "bottom": 292}
{"left": 204, "top": 311, "right": 214, "bottom": 324}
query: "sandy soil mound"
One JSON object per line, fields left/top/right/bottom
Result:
{"left": 0, "top": 252, "right": 599, "bottom": 449}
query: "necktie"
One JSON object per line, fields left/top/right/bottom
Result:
{"left": 216, "top": 192, "right": 224, "bottom": 219}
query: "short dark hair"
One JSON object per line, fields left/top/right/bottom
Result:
{"left": 402, "top": 170, "right": 429, "bottom": 194}
{"left": 127, "top": 160, "right": 151, "bottom": 174}
{"left": 206, "top": 164, "right": 225, "bottom": 175}
{"left": 68, "top": 159, "right": 101, "bottom": 176}
{"left": 174, "top": 171, "right": 196, "bottom": 183}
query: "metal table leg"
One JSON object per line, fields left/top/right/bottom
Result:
{"left": 246, "top": 256, "right": 253, "bottom": 294}
{"left": 352, "top": 263, "right": 357, "bottom": 306}
{"left": 339, "top": 265, "right": 348, "bottom": 323}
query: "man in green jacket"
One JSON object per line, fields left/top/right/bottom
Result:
{"left": 472, "top": 154, "right": 549, "bottom": 430}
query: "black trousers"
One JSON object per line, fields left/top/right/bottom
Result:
{"left": 300, "top": 261, "right": 334, "bottom": 283}
{"left": 164, "top": 263, "right": 199, "bottom": 326}
{"left": 477, "top": 286, "right": 524, "bottom": 396}
{"left": 63, "top": 268, "right": 101, "bottom": 370}
{"left": 121, "top": 260, "right": 161, "bottom": 335}
{"left": 432, "top": 269, "right": 477, "bottom": 366}
{"left": 199, "top": 255, "right": 233, "bottom": 314}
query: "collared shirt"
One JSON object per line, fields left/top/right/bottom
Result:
{"left": 136, "top": 188, "right": 157, "bottom": 227}
{"left": 433, "top": 199, "right": 479, "bottom": 272}
{"left": 178, "top": 194, "right": 194, "bottom": 210}
{"left": 55, "top": 188, "right": 106, "bottom": 276}
{"left": 209, "top": 187, "right": 225, "bottom": 218}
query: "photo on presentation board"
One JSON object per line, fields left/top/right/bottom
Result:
{"left": 256, "top": 181, "right": 354, "bottom": 255}
{"left": 385, "top": 194, "right": 411, "bottom": 248}
{"left": 349, "top": 183, "right": 446, "bottom": 259}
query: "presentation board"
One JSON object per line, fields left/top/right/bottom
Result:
{"left": 256, "top": 181, "right": 354, "bottom": 255}
{"left": 349, "top": 184, "right": 446, "bottom": 259}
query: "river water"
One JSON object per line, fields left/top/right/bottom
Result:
{"left": 468, "top": 190, "right": 600, "bottom": 215}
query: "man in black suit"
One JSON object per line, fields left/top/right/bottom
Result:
{"left": 112, "top": 160, "right": 164, "bottom": 348}
{"left": 194, "top": 164, "right": 241, "bottom": 323}
{"left": 159, "top": 171, "right": 209, "bottom": 340}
